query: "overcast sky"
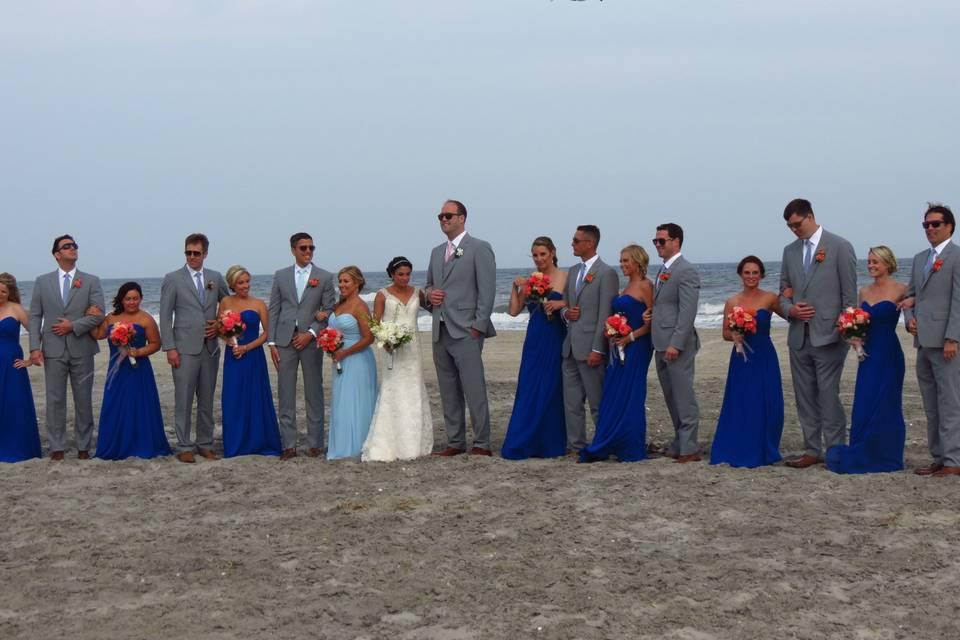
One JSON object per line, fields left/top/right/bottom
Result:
{"left": 2, "top": 1, "right": 958, "bottom": 278}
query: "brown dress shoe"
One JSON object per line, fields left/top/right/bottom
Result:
{"left": 932, "top": 465, "right": 960, "bottom": 477}
{"left": 432, "top": 447, "right": 466, "bottom": 457}
{"left": 674, "top": 454, "right": 702, "bottom": 464}
{"left": 469, "top": 447, "right": 493, "bottom": 456}
{"left": 915, "top": 463, "right": 944, "bottom": 476}
{"left": 176, "top": 451, "right": 196, "bottom": 463}
{"left": 50, "top": 451, "right": 65, "bottom": 461}
{"left": 307, "top": 447, "right": 323, "bottom": 458}
{"left": 280, "top": 448, "right": 297, "bottom": 461}
{"left": 785, "top": 454, "right": 822, "bottom": 469}
{"left": 197, "top": 448, "right": 218, "bottom": 460}
{"left": 77, "top": 451, "right": 91, "bottom": 460}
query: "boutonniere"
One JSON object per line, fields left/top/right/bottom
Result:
{"left": 454, "top": 247, "right": 464, "bottom": 259}
{"left": 206, "top": 281, "right": 214, "bottom": 290}
{"left": 73, "top": 278, "right": 83, "bottom": 289}
{"left": 933, "top": 258, "right": 944, "bottom": 273}
{"left": 815, "top": 249, "right": 826, "bottom": 263}
{"left": 308, "top": 278, "right": 319, "bottom": 288}
{"left": 659, "top": 272, "right": 671, "bottom": 283}
{"left": 584, "top": 273, "right": 595, "bottom": 284}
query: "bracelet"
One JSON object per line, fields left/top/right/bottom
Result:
{"left": 629, "top": 332, "right": 635, "bottom": 343}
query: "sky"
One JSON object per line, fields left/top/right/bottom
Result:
{"left": 2, "top": 1, "right": 959, "bottom": 279}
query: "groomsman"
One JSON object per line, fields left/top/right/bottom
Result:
{"left": 28, "top": 235, "right": 105, "bottom": 459}
{"left": 425, "top": 199, "right": 497, "bottom": 456}
{"left": 267, "top": 233, "right": 336, "bottom": 460}
{"left": 160, "top": 233, "right": 229, "bottom": 463}
{"left": 561, "top": 225, "right": 618, "bottom": 452}
{"left": 779, "top": 198, "right": 857, "bottom": 468}
{"left": 903, "top": 203, "right": 960, "bottom": 477}
{"left": 651, "top": 223, "right": 702, "bottom": 463}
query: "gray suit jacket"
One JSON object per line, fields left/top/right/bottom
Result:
{"left": 267, "top": 264, "right": 336, "bottom": 347}
{"left": 651, "top": 256, "right": 700, "bottom": 353}
{"left": 779, "top": 229, "right": 858, "bottom": 349}
{"left": 561, "top": 258, "right": 619, "bottom": 360}
{"left": 159, "top": 266, "right": 229, "bottom": 355}
{"left": 28, "top": 270, "right": 105, "bottom": 358}
{"left": 425, "top": 233, "right": 497, "bottom": 342}
{"left": 903, "top": 242, "right": 960, "bottom": 348}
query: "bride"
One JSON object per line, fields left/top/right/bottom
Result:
{"left": 361, "top": 256, "right": 434, "bottom": 461}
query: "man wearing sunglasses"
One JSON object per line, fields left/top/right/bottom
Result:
{"left": 159, "top": 233, "right": 230, "bottom": 463}
{"left": 778, "top": 198, "right": 857, "bottom": 469}
{"left": 902, "top": 203, "right": 960, "bottom": 477}
{"left": 267, "top": 232, "right": 336, "bottom": 460}
{"left": 28, "top": 234, "right": 105, "bottom": 460}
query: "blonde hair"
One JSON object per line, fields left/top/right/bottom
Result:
{"left": 868, "top": 246, "right": 897, "bottom": 275}
{"left": 225, "top": 265, "right": 251, "bottom": 291}
{"left": 0, "top": 272, "right": 20, "bottom": 303}
{"left": 621, "top": 244, "right": 649, "bottom": 278}
{"left": 338, "top": 265, "right": 366, "bottom": 294}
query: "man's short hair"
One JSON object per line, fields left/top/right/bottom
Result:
{"left": 52, "top": 234, "right": 75, "bottom": 255}
{"left": 576, "top": 225, "right": 600, "bottom": 246}
{"left": 656, "top": 223, "right": 684, "bottom": 247}
{"left": 925, "top": 202, "right": 955, "bottom": 234}
{"left": 289, "top": 232, "right": 312, "bottom": 247}
{"left": 783, "top": 198, "right": 814, "bottom": 221}
{"left": 184, "top": 233, "right": 210, "bottom": 252}
{"left": 445, "top": 199, "right": 468, "bottom": 219}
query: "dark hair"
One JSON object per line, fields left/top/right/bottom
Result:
{"left": 783, "top": 198, "right": 814, "bottom": 221}
{"left": 52, "top": 234, "right": 75, "bottom": 255}
{"left": 184, "top": 233, "right": 210, "bottom": 252}
{"left": 289, "top": 232, "right": 312, "bottom": 247}
{"left": 386, "top": 256, "right": 413, "bottom": 278}
{"left": 445, "top": 199, "right": 468, "bottom": 219}
{"left": 576, "top": 225, "right": 600, "bottom": 246}
{"left": 925, "top": 202, "right": 955, "bottom": 234}
{"left": 112, "top": 282, "right": 143, "bottom": 315}
{"left": 0, "top": 272, "right": 21, "bottom": 303}
{"left": 737, "top": 255, "right": 766, "bottom": 277}
{"left": 656, "top": 223, "right": 684, "bottom": 247}
{"left": 531, "top": 236, "right": 558, "bottom": 266}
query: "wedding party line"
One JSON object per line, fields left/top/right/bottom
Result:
{"left": 1, "top": 198, "right": 958, "bottom": 478}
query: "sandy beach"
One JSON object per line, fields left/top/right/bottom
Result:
{"left": 2, "top": 329, "right": 959, "bottom": 639}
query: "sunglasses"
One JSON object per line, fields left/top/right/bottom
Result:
{"left": 437, "top": 212, "right": 463, "bottom": 221}
{"left": 58, "top": 242, "right": 79, "bottom": 251}
{"left": 184, "top": 250, "right": 203, "bottom": 257}
{"left": 297, "top": 245, "right": 316, "bottom": 252}
{"left": 651, "top": 238, "right": 672, "bottom": 247}
{"left": 923, "top": 220, "right": 945, "bottom": 229}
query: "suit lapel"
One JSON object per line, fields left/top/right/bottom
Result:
{"left": 51, "top": 271, "right": 66, "bottom": 313}
{"left": 575, "top": 260, "right": 600, "bottom": 303}
{"left": 441, "top": 235, "right": 468, "bottom": 285}
{"left": 922, "top": 243, "right": 953, "bottom": 290}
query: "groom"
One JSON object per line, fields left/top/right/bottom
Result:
{"left": 425, "top": 199, "right": 497, "bottom": 456}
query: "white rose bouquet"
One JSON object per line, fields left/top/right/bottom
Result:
{"left": 368, "top": 310, "right": 414, "bottom": 370}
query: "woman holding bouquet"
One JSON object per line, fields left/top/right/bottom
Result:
{"left": 579, "top": 244, "right": 653, "bottom": 463}
{"left": 709, "top": 257, "right": 784, "bottom": 468}
{"left": 328, "top": 266, "right": 378, "bottom": 460}
{"left": 218, "top": 266, "right": 282, "bottom": 457}
{"left": 0, "top": 273, "right": 42, "bottom": 463}
{"left": 90, "top": 281, "right": 171, "bottom": 460}
{"left": 501, "top": 237, "right": 568, "bottom": 459}
{"left": 361, "top": 257, "right": 433, "bottom": 462}
{"left": 825, "top": 246, "right": 906, "bottom": 473}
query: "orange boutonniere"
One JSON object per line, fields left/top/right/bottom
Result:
{"left": 308, "top": 278, "right": 319, "bottom": 288}
{"left": 584, "top": 273, "right": 594, "bottom": 284}
{"left": 659, "top": 272, "right": 671, "bottom": 283}
{"left": 815, "top": 249, "right": 826, "bottom": 263}
{"left": 933, "top": 258, "right": 944, "bottom": 273}
{"left": 73, "top": 278, "right": 83, "bottom": 289}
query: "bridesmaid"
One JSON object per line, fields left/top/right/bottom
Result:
{"left": 501, "top": 236, "right": 568, "bottom": 459}
{"left": 709, "top": 256, "right": 785, "bottom": 468}
{"left": 219, "top": 266, "right": 282, "bottom": 458}
{"left": 579, "top": 244, "right": 654, "bottom": 463}
{"left": 327, "top": 266, "right": 378, "bottom": 460}
{"left": 90, "top": 281, "right": 171, "bottom": 460}
{"left": 826, "top": 246, "right": 906, "bottom": 473}
{"left": 0, "top": 273, "right": 42, "bottom": 463}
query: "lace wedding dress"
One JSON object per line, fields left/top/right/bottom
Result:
{"left": 361, "top": 288, "right": 434, "bottom": 461}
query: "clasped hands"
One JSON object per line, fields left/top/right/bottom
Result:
{"left": 427, "top": 288, "right": 482, "bottom": 338}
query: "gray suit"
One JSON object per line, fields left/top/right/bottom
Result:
{"left": 779, "top": 229, "right": 857, "bottom": 457}
{"left": 903, "top": 242, "right": 960, "bottom": 466}
{"left": 425, "top": 234, "right": 497, "bottom": 450}
{"left": 651, "top": 256, "right": 701, "bottom": 456}
{"left": 561, "top": 258, "right": 618, "bottom": 449}
{"left": 159, "top": 265, "right": 229, "bottom": 453}
{"left": 28, "top": 269, "right": 105, "bottom": 452}
{"left": 267, "top": 264, "right": 336, "bottom": 449}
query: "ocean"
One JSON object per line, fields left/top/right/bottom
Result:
{"left": 15, "top": 262, "right": 902, "bottom": 333}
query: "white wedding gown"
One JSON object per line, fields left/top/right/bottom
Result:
{"left": 361, "top": 288, "right": 434, "bottom": 461}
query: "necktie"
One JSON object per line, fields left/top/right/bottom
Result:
{"left": 62, "top": 273, "right": 72, "bottom": 304}
{"left": 576, "top": 263, "right": 586, "bottom": 292}
{"left": 296, "top": 269, "right": 307, "bottom": 302}
{"left": 195, "top": 272, "right": 205, "bottom": 304}
{"left": 803, "top": 240, "right": 813, "bottom": 273}
{"left": 444, "top": 241, "right": 455, "bottom": 263}
{"left": 924, "top": 249, "right": 937, "bottom": 279}
{"left": 656, "top": 266, "right": 665, "bottom": 290}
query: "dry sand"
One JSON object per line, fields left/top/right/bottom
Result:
{"left": 2, "top": 330, "right": 959, "bottom": 639}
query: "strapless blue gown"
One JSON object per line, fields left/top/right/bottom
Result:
{"left": 502, "top": 292, "right": 567, "bottom": 459}
{"left": 580, "top": 296, "right": 653, "bottom": 463}
{"left": 95, "top": 323, "right": 171, "bottom": 460}
{"left": 826, "top": 301, "right": 905, "bottom": 473}
{"left": 327, "top": 312, "right": 378, "bottom": 460}
{"left": 0, "top": 316, "right": 42, "bottom": 462}
{"left": 222, "top": 309, "right": 282, "bottom": 457}
{"left": 709, "top": 309, "right": 784, "bottom": 468}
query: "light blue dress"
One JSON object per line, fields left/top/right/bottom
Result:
{"left": 327, "top": 312, "right": 378, "bottom": 460}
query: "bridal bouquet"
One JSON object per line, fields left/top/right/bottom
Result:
{"left": 316, "top": 327, "right": 344, "bottom": 374}
{"left": 109, "top": 322, "right": 138, "bottom": 367}
{"left": 727, "top": 306, "right": 757, "bottom": 360}
{"left": 217, "top": 310, "right": 246, "bottom": 348}
{"left": 604, "top": 312, "right": 632, "bottom": 365}
{"left": 368, "top": 314, "right": 413, "bottom": 370}
{"left": 837, "top": 306, "right": 871, "bottom": 361}
{"left": 523, "top": 272, "right": 553, "bottom": 316}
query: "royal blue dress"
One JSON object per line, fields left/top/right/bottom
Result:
{"left": 502, "top": 291, "right": 567, "bottom": 459}
{"left": 579, "top": 296, "right": 653, "bottom": 463}
{"left": 95, "top": 323, "right": 171, "bottom": 460}
{"left": 826, "top": 301, "right": 905, "bottom": 473}
{"left": 327, "top": 312, "right": 378, "bottom": 460}
{"left": 709, "top": 309, "right": 784, "bottom": 468}
{"left": 0, "top": 316, "right": 42, "bottom": 462}
{"left": 222, "top": 309, "right": 282, "bottom": 457}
